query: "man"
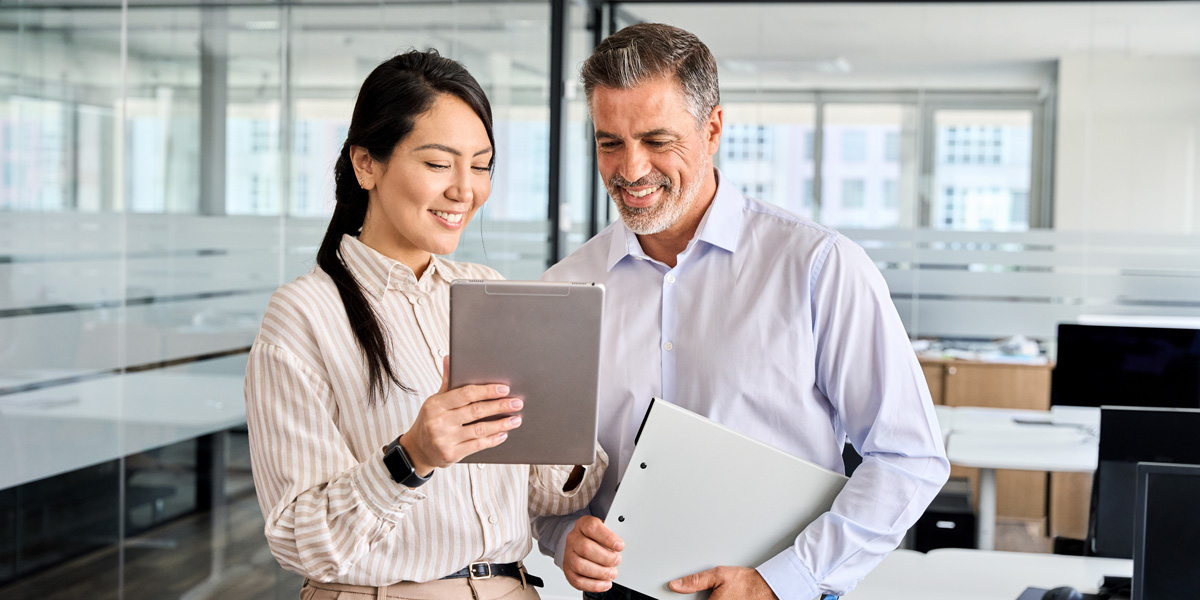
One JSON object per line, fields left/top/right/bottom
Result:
{"left": 534, "top": 23, "right": 950, "bottom": 600}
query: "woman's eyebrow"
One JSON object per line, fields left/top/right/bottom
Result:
{"left": 413, "top": 143, "right": 492, "bottom": 157}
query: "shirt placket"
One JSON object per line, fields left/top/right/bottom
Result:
{"left": 402, "top": 287, "right": 444, "bottom": 370}
{"left": 469, "top": 462, "right": 500, "bottom": 551}
{"left": 660, "top": 266, "right": 679, "bottom": 405}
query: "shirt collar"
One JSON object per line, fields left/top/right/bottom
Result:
{"left": 604, "top": 168, "right": 743, "bottom": 271}
{"left": 339, "top": 234, "right": 453, "bottom": 296}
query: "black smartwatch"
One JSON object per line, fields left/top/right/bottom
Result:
{"left": 382, "top": 436, "right": 432, "bottom": 488}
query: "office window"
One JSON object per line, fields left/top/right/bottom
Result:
{"left": 804, "top": 130, "right": 815, "bottom": 161}
{"left": 882, "top": 179, "right": 898, "bottom": 209}
{"left": 720, "top": 124, "right": 774, "bottom": 163}
{"left": 933, "top": 110, "right": 1033, "bottom": 231}
{"left": 885, "top": 131, "right": 900, "bottom": 162}
{"left": 251, "top": 120, "right": 271, "bottom": 153}
{"left": 842, "top": 179, "right": 865, "bottom": 209}
{"left": 295, "top": 123, "right": 309, "bottom": 155}
{"left": 841, "top": 130, "right": 867, "bottom": 162}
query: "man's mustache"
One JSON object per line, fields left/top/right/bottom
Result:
{"left": 607, "top": 174, "right": 672, "bottom": 189}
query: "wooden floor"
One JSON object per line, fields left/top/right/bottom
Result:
{"left": 0, "top": 475, "right": 303, "bottom": 600}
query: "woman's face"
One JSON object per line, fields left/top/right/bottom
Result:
{"left": 355, "top": 94, "right": 493, "bottom": 275}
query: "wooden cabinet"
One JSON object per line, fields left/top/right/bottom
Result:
{"left": 1049, "top": 472, "right": 1092, "bottom": 539}
{"left": 919, "top": 358, "right": 1091, "bottom": 539}
{"left": 920, "top": 359, "right": 1053, "bottom": 521}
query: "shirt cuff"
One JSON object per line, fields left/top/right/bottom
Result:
{"left": 552, "top": 525, "right": 572, "bottom": 568}
{"left": 352, "top": 454, "right": 427, "bottom": 522}
{"left": 757, "top": 549, "right": 821, "bottom": 600}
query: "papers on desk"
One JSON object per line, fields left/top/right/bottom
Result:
{"left": 605, "top": 399, "right": 847, "bottom": 600}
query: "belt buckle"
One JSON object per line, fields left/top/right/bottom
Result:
{"left": 468, "top": 561, "right": 492, "bottom": 580}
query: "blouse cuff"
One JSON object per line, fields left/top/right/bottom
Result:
{"left": 352, "top": 454, "right": 427, "bottom": 522}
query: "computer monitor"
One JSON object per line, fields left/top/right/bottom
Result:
{"left": 1132, "top": 462, "right": 1200, "bottom": 600}
{"left": 1090, "top": 406, "right": 1200, "bottom": 558}
{"left": 1052, "top": 323, "right": 1200, "bottom": 409}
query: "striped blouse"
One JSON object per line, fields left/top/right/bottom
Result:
{"left": 245, "top": 234, "right": 606, "bottom": 585}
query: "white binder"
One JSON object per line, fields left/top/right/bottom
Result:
{"left": 605, "top": 399, "right": 849, "bottom": 600}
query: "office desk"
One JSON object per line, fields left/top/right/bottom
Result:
{"left": 0, "top": 355, "right": 248, "bottom": 490}
{"left": 844, "top": 549, "right": 1131, "bottom": 600}
{"left": 944, "top": 408, "right": 1098, "bottom": 550}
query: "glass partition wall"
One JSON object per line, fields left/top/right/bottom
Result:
{"left": 0, "top": 2, "right": 564, "bottom": 598}
{"left": 2, "top": 2, "right": 1199, "bottom": 599}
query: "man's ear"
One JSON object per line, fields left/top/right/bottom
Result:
{"left": 349, "top": 146, "right": 376, "bottom": 190}
{"left": 705, "top": 105, "right": 723, "bottom": 156}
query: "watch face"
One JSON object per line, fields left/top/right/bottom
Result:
{"left": 384, "top": 440, "right": 429, "bottom": 487}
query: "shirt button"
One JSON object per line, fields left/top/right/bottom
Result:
{"left": 417, "top": 297, "right": 427, "bottom": 306}
{"left": 438, "top": 349, "right": 448, "bottom": 357}
{"left": 663, "top": 342, "right": 674, "bottom": 352}
{"left": 666, "top": 274, "right": 676, "bottom": 283}
{"left": 488, "top": 515, "right": 498, "bottom": 524}
{"left": 476, "top": 463, "right": 486, "bottom": 469}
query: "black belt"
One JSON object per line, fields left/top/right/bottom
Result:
{"left": 441, "top": 561, "right": 544, "bottom": 588}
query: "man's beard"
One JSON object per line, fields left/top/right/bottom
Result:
{"left": 607, "top": 171, "right": 703, "bottom": 236}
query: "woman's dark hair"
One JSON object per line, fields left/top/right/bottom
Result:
{"left": 318, "top": 49, "right": 495, "bottom": 404}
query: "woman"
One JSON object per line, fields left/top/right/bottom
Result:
{"left": 245, "top": 50, "right": 606, "bottom": 600}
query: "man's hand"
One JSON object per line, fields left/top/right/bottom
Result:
{"left": 669, "top": 566, "right": 779, "bottom": 600}
{"left": 563, "top": 515, "right": 624, "bottom": 592}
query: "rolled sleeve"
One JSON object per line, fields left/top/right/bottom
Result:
{"left": 529, "top": 443, "right": 609, "bottom": 516}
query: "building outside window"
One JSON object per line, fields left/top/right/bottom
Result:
{"left": 842, "top": 178, "right": 865, "bottom": 209}
{"left": 841, "top": 130, "right": 867, "bottom": 162}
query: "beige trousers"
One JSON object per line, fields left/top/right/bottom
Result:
{"left": 300, "top": 573, "right": 541, "bottom": 600}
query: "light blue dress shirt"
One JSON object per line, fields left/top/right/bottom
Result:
{"left": 534, "top": 170, "right": 950, "bottom": 600}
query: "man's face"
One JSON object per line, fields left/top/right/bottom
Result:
{"left": 591, "top": 77, "right": 721, "bottom": 236}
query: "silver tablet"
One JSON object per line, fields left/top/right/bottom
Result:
{"left": 449, "top": 279, "right": 604, "bottom": 465}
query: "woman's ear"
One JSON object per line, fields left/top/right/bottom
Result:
{"left": 349, "top": 146, "right": 376, "bottom": 191}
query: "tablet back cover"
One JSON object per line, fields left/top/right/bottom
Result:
{"left": 450, "top": 280, "right": 603, "bottom": 465}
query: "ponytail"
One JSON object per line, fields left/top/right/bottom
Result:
{"left": 316, "top": 145, "right": 405, "bottom": 404}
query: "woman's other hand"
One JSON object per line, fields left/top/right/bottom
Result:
{"left": 399, "top": 357, "right": 521, "bottom": 476}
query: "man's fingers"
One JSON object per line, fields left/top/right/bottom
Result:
{"left": 564, "top": 568, "right": 614, "bottom": 593}
{"left": 564, "top": 550, "right": 619, "bottom": 582}
{"left": 579, "top": 515, "right": 625, "bottom": 552}
{"left": 562, "top": 515, "right": 623, "bottom": 593}
{"left": 669, "top": 568, "right": 720, "bottom": 593}
{"left": 568, "top": 532, "right": 622, "bottom": 569}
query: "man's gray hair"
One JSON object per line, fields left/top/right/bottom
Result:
{"left": 581, "top": 23, "right": 720, "bottom": 128}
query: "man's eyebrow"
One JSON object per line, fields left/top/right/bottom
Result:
{"left": 635, "top": 128, "right": 676, "bottom": 139}
{"left": 413, "top": 143, "right": 494, "bottom": 157}
{"left": 594, "top": 128, "right": 678, "bottom": 141}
